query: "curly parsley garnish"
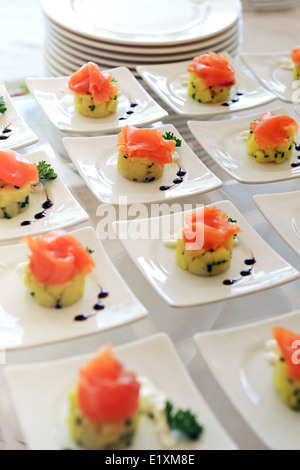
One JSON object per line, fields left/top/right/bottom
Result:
{"left": 86, "top": 247, "right": 95, "bottom": 255}
{"left": 162, "top": 132, "right": 182, "bottom": 147}
{"left": 36, "top": 161, "right": 58, "bottom": 181}
{"left": 0, "top": 96, "right": 7, "bottom": 115}
{"left": 228, "top": 217, "right": 238, "bottom": 238}
{"left": 165, "top": 400, "right": 204, "bottom": 440}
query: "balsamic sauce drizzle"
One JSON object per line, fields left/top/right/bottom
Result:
{"left": 159, "top": 165, "right": 187, "bottom": 192}
{"left": 223, "top": 252, "right": 256, "bottom": 286}
{"left": 0, "top": 124, "right": 12, "bottom": 140}
{"left": 221, "top": 91, "right": 244, "bottom": 107}
{"left": 74, "top": 287, "right": 109, "bottom": 322}
{"left": 291, "top": 142, "right": 300, "bottom": 168}
{"left": 119, "top": 101, "right": 138, "bottom": 121}
{"left": 20, "top": 190, "right": 53, "bottom": 226}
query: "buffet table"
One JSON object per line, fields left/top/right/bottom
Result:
{"left": 0, "top": 1, "right": 299, "bottom": 451}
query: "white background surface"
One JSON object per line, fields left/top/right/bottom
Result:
{"left": 0, "top": 0, "right": 300, "bottom": 451}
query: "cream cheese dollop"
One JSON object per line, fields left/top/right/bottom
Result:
{"left": 265, "top": 339, "right": 281, "bottom": 366}
{"left": 138, "top": 376, "right": 178, "bottom": 448}
{"left": 278, "top": 58, "right": 294, "bottom": 71}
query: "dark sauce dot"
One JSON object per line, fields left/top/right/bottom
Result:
{"left": 34, "top": 211, "right": 47, "bottom": 220}
{"left": 119, "top": 117, "right": 128, "bottom": 121}
{"left": 74, "top": 314, "right": 90, "bottom": 322}
{"left": 21, "top": 221, "right": 33, "bottom": 226}
{"left": 291, "top": 162, "right": 300, "bottom": 168}
{"left": 0, "top": 135, "right": 10, "bottom": 140}
{"left": 126, "top": 110, "right": 135, "bottom": 115}
{"left": 244, "top": 257, "right": 256, "bottom": 266}
{"left": 94, "top": 302, "right": 105, "bottom": 311}
{"left": 177, "top": 168, "right": 187, "bottom": 177}
{"left": 130, "top": 101, "right": 138, "bottom": 108}
{"left": 222, "top": 102, "right": 231, "bottom": 107}
{"left": 173, "top": 177, "right": 183, "bottom": 184}
{"left": 42, "top": 199, "right": 54, "bottom": 210}
{"left": 3, "top": 127, "right": 12, "bottom": 134}
{"left": 223, "top": 279, "right": 236, "bottom": 286}
{"left": 98, "top": 290, "right": 109, "bottom": 299}
{"left": 160, "top": 185, "right": 172, "bottom": 191}
{"left": 236, "top": 91, "right": 244, "bottom": 96}
{"left": 240, "top": 269, "right": 252, "bottom": 277}
{"left": 295, "top": 144, "right": 300, "bottom": 152}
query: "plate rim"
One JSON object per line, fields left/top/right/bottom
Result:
{"left": 26, "top": 67, "right": 169, "bottom": 134}
{"left": 4, "top": 331, "right": 237, "bottom": 450}
{"left": 41, "top": 0, "right": 241, "bottom": 47}
{"left": 0, "top": 225, "right": 148, "bottom": 350}
{"left": 194, "top": 308, "right": 300, "bottom": 450}
{"left": 62, "top": 123, "right": 224, "bottom": 206}
{"left": 113, "top": 199, "right": 300, "bottom": 308}
{"left": 136, "top": 53, "right": 277, "bottom": 117}
{"left": 253, "top": 191, "right": 300, "bottom": 257}
{"left": 0, "top": 148, "right": 89, "bottom": 242}
{"left": 187, "top": 105, "right": 300, "bottom": 184}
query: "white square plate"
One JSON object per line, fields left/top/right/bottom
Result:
{"left": 63, "top": 124, "right": 223, "bottom": 206}
{"left": 0, "top": 226, "right": 147, "bottom": 349}
{"left": 136, "top": 53, "right": 276, "bottom": 117}
{"left": 0, "top": 84, "right": 38, "bottom": 150}
{"left": 254, "top": 191, "right": 300, "bottom": 257}
{"left": 114, "top": 200, "right": 299, "bottom": 307}
{"left": 0, "top": 149, "right": 89, "bottom": 242}
{"left": 194, "top": 309, "right": 300, "bottom": 450}
{"left": 241, "top": 51, "right": 296, "bottom": 103}
{"left": 4, "top": 333, "right": 236, "bottom": 450}
{"left": 26, "top": 67, "right": 168, "bottom": 134}
{"left": 188, "top": 107, "right": 300, "bottom": 184}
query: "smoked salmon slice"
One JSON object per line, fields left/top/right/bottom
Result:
{"left": 117, "top": 126, "right": 176, "bottom": 164}
{"left": 273, "top": 327, "right": 300, "bottom": 380}
{"left": 0, "top": 149, "right": 39, "bottom": 187}
{"left": 291, "top": 46, "right": 300, "bottom": 63}
{"left": 250, "top": 112, "right": 298, "bottom": 149}
{"left": 187, "top": 52, "right": 236, "bottom": 88}
{"left": 78, "top": 345, "right": 140, "bottom": 423}
{"left": 68, "top": 62, "right": 119, "bottom": 103}
{"left": 184, "top": 206, "right": 241, "bottom": 251}
{"left": 21, "top": 231, "right": 95, "bottom": 285}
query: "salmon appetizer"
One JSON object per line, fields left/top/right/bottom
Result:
{"left": 117, "top": 125, "right": 176, "bottom": 182}
{"left": 187, "top": 52, "right": 236, "bottom": 104}
{"left": 68, "top": 62, "right": 119, "bottom": 118}
{"left": 176, "top": 206, "right": 241, "bottom": 277}
{"left": 22, "top": 231, "right": 95, "bottom": 309}
{"left": 271, "top": 328, "right": 300, "bottom": 410}
{"left": 0, "top": 149, "right": 39, "bottom": 219}
{"left": 291, "top": 46, "right": 300, "bottom": 79}
{"left": 68, "top": 345, "right": 141, "bottom": 450}
{"left": 247, "top": 112, "right": 298, "bottom": 164}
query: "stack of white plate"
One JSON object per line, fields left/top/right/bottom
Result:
{"left": 242, "top": 0, "right": 300, "bottom": 11}
{"left": 41, "top": 0, "right": 243, "bottom": 77}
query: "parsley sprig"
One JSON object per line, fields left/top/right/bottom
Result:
{"left": 165, "top": 400, "right": 204, "bottom": 440}
{"left": 0, "top": 96, "right": 7, "bottom": 115}
{"left": 36, "top": 161, "right": 58, "bottom": 181}
{"left": 162, "top": 132, "right": 182, "bottom": 147}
